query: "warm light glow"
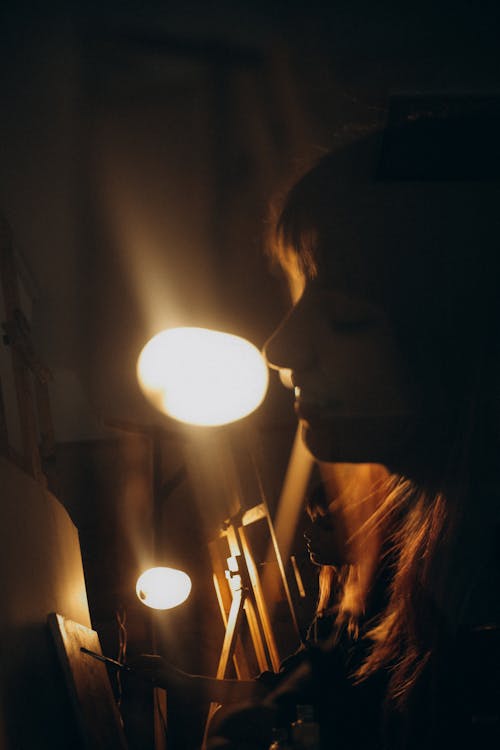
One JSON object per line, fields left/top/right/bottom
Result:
{"left": 279, "top": 368, "right": 294, "bottom": 389}
{"left": 136, "top": 566, "right": 192, "bottom": 610}
{"left": 137, "top": 327, "right": 269, "bottom": 426}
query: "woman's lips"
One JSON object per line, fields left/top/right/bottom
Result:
{"left": 294, "top": 387, "right": 332, "bottom": 422}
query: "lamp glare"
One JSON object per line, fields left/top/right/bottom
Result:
{"left": 136, "top": 566, "right": 192, "bottom": 610}
{"left": 137, "top": 327, "right": 269, "bottom": 426}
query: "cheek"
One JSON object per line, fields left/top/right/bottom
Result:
{"left": 319, "top": 328, "right": 417, "bottom": 415}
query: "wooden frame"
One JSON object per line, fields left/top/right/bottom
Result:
{"left": 48, "top": 613, "right": 128, "bottom": 750}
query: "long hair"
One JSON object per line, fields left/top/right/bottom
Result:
{"left": 309, "top": 464, "right": 468, "bottom": 707}
{"left": 268, "top": 136, "right": 500, "bottom": 707}
{"left": 354, "top": 476, "right": 451, "bottom": 706}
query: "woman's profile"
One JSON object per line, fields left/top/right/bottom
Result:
{"left": 207, "top": 96, "right": 500, "bottom": 749}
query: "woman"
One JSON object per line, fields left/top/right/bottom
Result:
{"left": 209, "top": 103, "right": 500, "bottom": 748}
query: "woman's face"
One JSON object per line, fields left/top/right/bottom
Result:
{"left": 264, "top": 278, "right": 418, "bottom": 465}
{"left": 304, "top": 501, "right": 350, "bottom": 566}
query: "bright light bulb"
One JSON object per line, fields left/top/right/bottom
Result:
{"left": 137, "top": 327, "right": 269, "bottom": 426}
{"left": 136, "top": 566, "right": 192, "bottom": 610}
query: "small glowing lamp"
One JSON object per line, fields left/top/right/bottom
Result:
{"left": 137, "top": 327, "right": 269, "bottom": 426}
{"left": 136, "top": 566, "right": 192, "bottom": 610}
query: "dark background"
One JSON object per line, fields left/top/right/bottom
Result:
{"left": 1, "top": 2, "right": 500, "bottom": 748}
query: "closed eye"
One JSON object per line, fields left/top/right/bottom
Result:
{"left": 330, "top": 319, "right": 375, "bottom": 333}
{"left": 312, "top": 285, "right": 382, "bottom": 333}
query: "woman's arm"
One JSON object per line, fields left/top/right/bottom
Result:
{"left": 129, "top": 654, "right": 269, "bottom": 703}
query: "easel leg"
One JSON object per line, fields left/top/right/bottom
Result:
{"left": 203, "top": 587, "right": 247, "bottom": 746}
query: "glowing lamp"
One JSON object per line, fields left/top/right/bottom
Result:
{"left": 137, "top": 327, "right": 269, "bottom": 426}
{"left": 136, "top": 566, "right": 192, "bottom": 610}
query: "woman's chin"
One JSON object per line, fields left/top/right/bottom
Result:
{"left": 300, "top": 414, "right": 415, "bottom": 467}
{"left": 308, "top": 551, "right": 325, "bottom": 567}
{"left": 309, "top": 550, "right": 350, "bottom": 567}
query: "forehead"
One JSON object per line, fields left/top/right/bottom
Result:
{"left": 283, "top": 180, "right": 404, "bottom": 305}
{"left": 284, "top": 176, "right": 499, "bottom": 318}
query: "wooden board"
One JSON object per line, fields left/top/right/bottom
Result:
{"left": 48, "top": 612, "right": 128, "bottom": 750}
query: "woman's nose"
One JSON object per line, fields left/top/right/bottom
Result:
{"left": 262, "top": 303, "right": 317, "bottom": 374}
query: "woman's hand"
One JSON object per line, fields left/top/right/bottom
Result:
{"left": 126, "top": 654, "right": 186, "bottom": 689}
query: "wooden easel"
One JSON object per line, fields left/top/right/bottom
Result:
{"left": 205, "top": 498, "right": 300, "bottom": 735}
